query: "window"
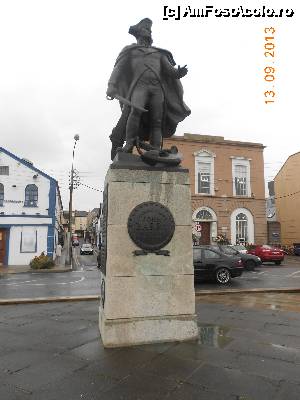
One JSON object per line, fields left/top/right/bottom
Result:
{"left": 0, "top": 183, "right": 3, "bottom": 206}
{"left": 203, "top": 249, "right": 221, "bottom": 259}
{"left": 195, "top": 150, "right": 215, "bottom": 195}
{"left": 193, "top": 248, "right": 202, "bottom": 260}
{"left": 236, "top": 213, "right": 248, "bottom": 243}
{"left": 196, "top": 209, "right": 213, "bottom": 220}
{"left": 232, "top": 158, "right": 251, "bottom": 197}
{"left": 20, "top": 229, "right": 37, "bottom": 253}
{"left": 197, "top": 162, "right": 211, "bottom": 194}
{"left": 220, "top": 246, "right": 237, "bottom": 255}
{"left": 0, "top": 166, "right": 9, "bottom": 175}
{"left": 235, "top": 165, "right": 247, "bottom": 196}
{"left": 24, "top": 184, "right": 38, "bottom": 207}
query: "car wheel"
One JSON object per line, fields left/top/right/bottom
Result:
{"left": 275, "top": 260, "right": 282, "bottom": 265}
{"left": 245, "top": 260, "right": 256, "bottom": 271}
{"left": 215, "top": 268, "right": 231, "bottom": 284}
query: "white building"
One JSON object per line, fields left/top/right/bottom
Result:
{"left": 0, "top": 147, "right": 63, "bottom": 266}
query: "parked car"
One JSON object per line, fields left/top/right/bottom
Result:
{"left": 210, "top": 245, "right": 262, "bottom": 270}
{"left": 247, "top": 245, "right": 284, "bottom": 265}
{"left": 80, "top": 243, "right": 94, "bottom": 255}
{"left": 72, "top": 239, "right": 80, "bottom": 247}
{"left": 193, "top": 246, "right": 244, "bottom": 284}
{"left": 231, "top": 244, "right": 248, "bottom": 254}
{"left": 294, "top": 243, "right": 300, "bottom": 256}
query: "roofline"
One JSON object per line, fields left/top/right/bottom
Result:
{"left": 166, "top": 133, "right": 265, "bottom": 149}
{"left": 274, "top": 151, "right": 300, "bottom": 180}
{"left": 0, "top": 146, "right": 58, "bottom": 183}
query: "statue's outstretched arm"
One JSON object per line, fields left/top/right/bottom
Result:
{"left": 161, "top": 55, "right": 188, "bottom": 79}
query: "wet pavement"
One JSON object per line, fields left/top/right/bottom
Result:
{"left": 0, "top": 251, "right": 100, "bottom": 300}
{"left": 195, "top": 262, "right": 300, "bottom": 292}
{"left": 1, "top": 258, "right": 300, "bottom": 302}
{"left": 1, "top": 295, "right": 300, "bottom": 399}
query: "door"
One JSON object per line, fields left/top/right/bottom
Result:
{"left": 0, "top": 229, "right": 6, "bottom": 265}
{"left": 197, "top": 222, "right": 211, "bottom": 245}
{"left": 193, "top": 248, "right": 211, "bottom": 280}
{"left": 202, "top": 248, "right": 223, "bottom": 279}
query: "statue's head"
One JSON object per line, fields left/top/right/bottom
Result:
{"left": 129, "top": 18, "right": 153, "bottom": 44}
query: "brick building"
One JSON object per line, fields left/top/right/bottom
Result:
{"left": 274, "top": 152, "right": 300, "bottom": 245}
{"left": 164, "top": 134, "right": 267, "bottom": 245}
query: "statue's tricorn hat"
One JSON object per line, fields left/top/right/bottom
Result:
{"left": 129, "top": 18, "right": 152, "bottom": 38}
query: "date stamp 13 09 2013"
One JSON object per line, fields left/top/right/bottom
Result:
{"left": 264, "top": 27, "right": 276, "bottom": 105}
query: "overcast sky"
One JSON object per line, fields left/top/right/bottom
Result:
{"left": 0, "top": 0, "right": 299, "bottom": 210}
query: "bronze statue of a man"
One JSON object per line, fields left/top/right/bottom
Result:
{"left": 107, "top": 18, "right": 191, "bottom": 160}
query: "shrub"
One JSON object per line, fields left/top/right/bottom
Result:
{"left": 30, "top": 252, "right": 55, "bottom": 270}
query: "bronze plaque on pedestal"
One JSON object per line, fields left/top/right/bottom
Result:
{"left": 127, "top": 202, "right": 175, "bottom": 251}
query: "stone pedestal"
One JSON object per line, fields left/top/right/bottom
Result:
{"left": 99, "top": 156, "right": 198, "bottom": 347}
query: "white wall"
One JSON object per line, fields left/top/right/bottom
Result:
{"left": 0, "top": 151, "right": 50, "bottom": 215}
{"left": 8, "top": 225, "right": 48, "bottom": 265}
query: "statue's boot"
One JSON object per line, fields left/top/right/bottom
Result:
{"left": 120, "top": 140, "right": 135, "bottom": 153}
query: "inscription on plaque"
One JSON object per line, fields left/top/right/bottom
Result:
{"left": 127, "top": 202, "right": 175, "bottom": 251}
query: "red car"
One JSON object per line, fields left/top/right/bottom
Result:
{"left": 247, "top": 245, "right": 284, "bottom": 265}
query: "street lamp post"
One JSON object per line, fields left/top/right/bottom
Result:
{"left": 67, "top": 134, "right": 80, "bottom": 264}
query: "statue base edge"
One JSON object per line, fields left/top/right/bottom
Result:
{"left": 99, "top": 310, "right": 199, "bottom": 348}
{"left": 110, "top": 152, "right": 188, "bottom": 172}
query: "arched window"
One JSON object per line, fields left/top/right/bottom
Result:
{"left": 24, "top": 184, "right": 38, "bottom": 207}
{"left": 196, "top": 209, "right": 213, "bottom": 220}
{"left": 0, "top": 183, "right": 4, "bottom": 206}
{"left": 236, "top": 213, "right": 248, "bottom": 243}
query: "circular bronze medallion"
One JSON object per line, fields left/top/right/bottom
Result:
{"left": 127, "top": 202, "right": 175, "bottom": 251}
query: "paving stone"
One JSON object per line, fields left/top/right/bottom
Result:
{"left": 4, "top": 353, "right": 89, "bottom": 392}
{"left": 68, "top": 339, "right": 119, "bottom": 362}
{"left": 97, "top": 371, "right": 179, "bottom": 400}
{"left": 165, "top": 382, "right": 236, "bottom": 400}
{"left": 264, "top": 322, "right": 300, "bottom": 337}
{"left": 83, "top": 347, "right": 160, "bottom": 381}
{"left": 187, "top": 364, "right": 279, "bottom": 399}
{"left": 227, "top": 337, "right": 300, "bottom": 364}
{"left": 163, "top": 341, "right": 240, "bottom": 369}
{"left": 275, "top": 381, "right": 300, "bottom": 400}
{"left": 0, "top": 350, "right": 55, "bottom": 374}
{"left": 236, "top": 354, "right": 300, "bottom": 384}
{"left": 0, "top": 384, "right": 32, "bottom": 400}
{"left": 30, "top": 368, "right": 118, "bottom": 400}
{"left": 2, "top": 299, "right": 300, "bottom": 399}
{"left": 139, "top": 353, "right": 202, "bottom": 381}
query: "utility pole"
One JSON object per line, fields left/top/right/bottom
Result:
{"left": 67, "top": 134, "right": 80, "bottom": 265}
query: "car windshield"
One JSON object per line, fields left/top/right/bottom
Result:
{"left": 234, "top": 245, "right": 246, "bottom": 251}
{"left": 220, "top": 246, "right": 237, "bottom": 255}
{"left": 82, "top": 244, "right": 92, "bottom": 248}
{"left": 262, "top": 245, "right": 272, "bottom": 249}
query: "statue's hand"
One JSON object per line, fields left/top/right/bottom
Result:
{"left": 177, "top": 65, "right": 188, "bottom": 79}
{"left": 106, "top": 85, "right": 117, "bottom": 100}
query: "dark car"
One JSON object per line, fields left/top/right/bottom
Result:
{"left": 193, "top": 246, "right": 244, "bottom": 284}
{"left": 80, "top": 243, "right": 94, "bottom": 255}
{"left": 210, "top": 245, "right": 262, "bottom": 270}
{"left": 72, "top": 239, "right": 79, "bottom": 247}
{"left": 247, "top": 245, "right": 284, "bottom": 265}
{"left": 294, "top": 243, "right": 300, "bottom": 256}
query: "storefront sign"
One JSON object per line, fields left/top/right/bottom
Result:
{"left": 4, "top": 200, "right": 23, "bottom": 204}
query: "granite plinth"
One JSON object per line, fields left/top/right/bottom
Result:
{"left": 99, "top": 162, "right": 198, "bottom": 347}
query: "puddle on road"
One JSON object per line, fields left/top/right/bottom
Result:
{"left": 197, "top": 324, "right": 233, "bottom": 348}
{"left": 197, "top": 293, "right": 300, "bottom": 312}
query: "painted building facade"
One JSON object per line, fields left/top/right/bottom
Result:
{"left": 274, "top": 152, "right": 300, "bottom": 245}
{"left": 164, "top": 134, "right": 267, "bottom": 245}
{"left": 0, "top": 147, "right": 63, "bottom": 266}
